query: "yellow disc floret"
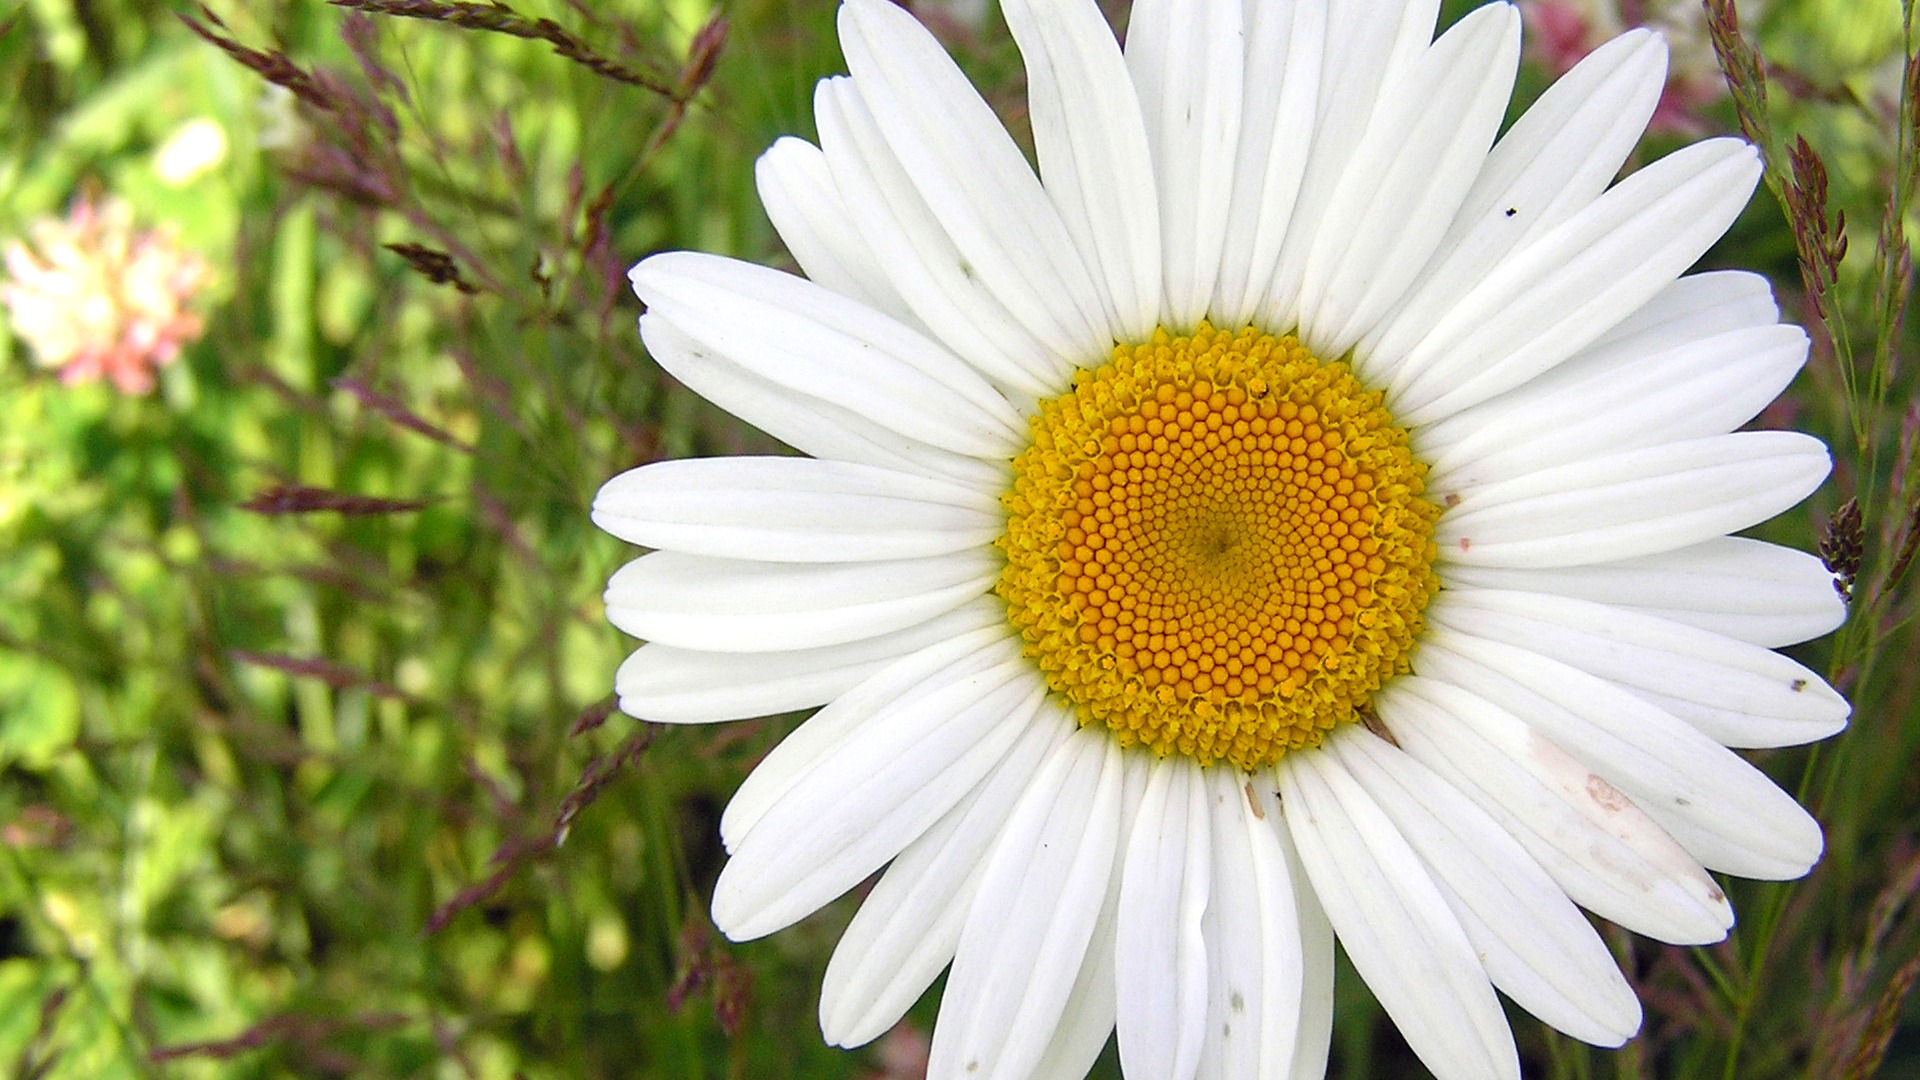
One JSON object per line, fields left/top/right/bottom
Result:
{"left": 996, "top": 323, "right": 1440, "bottom": 769}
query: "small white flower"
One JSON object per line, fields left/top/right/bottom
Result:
{"left": 594, "top": 2, "right": 1848, "bottom": 1078}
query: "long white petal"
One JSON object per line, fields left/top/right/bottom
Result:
{"left": 1436, "top": 431, "right": 1831, "bottom": 568}
{"left": 1424, "top": 589, "right": 1850, "bottom": 748}
{"left": 1003, "top": 0, "right": 1161, "bottom": 340}
{"left": 633, "top": 252, "right": 1021, "bottom": 457}
{"left": 1277, "top": 809, "right": 1336, "bottom": 1079}
{"left": 593, "top": 455, "right": 1001, "bottom": 562}
{"left": 1414, "top": 627, "right": 1825, "bottom": 880}
{"left": 1263, "top": 0, "right": 1441, "bottom": 324}
{"left": 1360, "top": 30, "right": 1667, "bottom": 380}
{"left": 838, "top": 0, "right": 1112, "bottom": 359}
{"left": 1297, "top": 3, "right": 1521, "bottom": 356}
{"left": 1389, "top": 139, "right": 1763, "bottom": 425}
{"left": 1329, "top": 727, "right": 1641, "bottom": 1046}
{"left": 813, "top": 77, "right": 1064, "bottom": 399}
{"left": 1441, "top": 537, "right": 1846, "bottom": 648}
{"left": 819, "top": 707, "right": 1071, "bottom": 1047}
{"left": 712, "top": 651, "right": 1041, "bottom": 940}
{"left": 1125, "top": 0, "right": 1244, "bottom": 328}
{"left": 639, "top": 314, "right": 1004, "bottom": 489}
{"left": 603, "top": 548, "right": 995, "bottom": 654}
{"left": 1423, "top": 324, "right": 1809, "bottom": 492}
{"left": 1195, "top": 770, "right": 1306, "bottom": 1078}
{"left": 614, "top": 598, "right": 1005, "bottom": 724}
{"left": 1589, "top": 269, "right": 1780, "bottom": 352}
{"left": 1116, "top": 757, "right": 1211, "bottom": 1080}
{"left": 1279, "top": 749, "right": 1520, "bottom": 1080}
{"left": 1376, "top": 676, "right": 1734, "bottom": 944}
{"left": 754, "top": 136, "right": 917, "bottom": 324}
{"left": 1211, "top": 0, "right": 1325, "bottom": 326}
{"left": 720, "top": 628, "right": 1017, "bottom": 849}
{"left": 929, "top": 730, "right": 1126, "bottom": 1080}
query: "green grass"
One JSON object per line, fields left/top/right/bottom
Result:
{"left": 0, "top": 1, "right": 1914, "bottom": 1078}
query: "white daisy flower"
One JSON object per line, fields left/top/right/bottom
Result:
{"left": 592, "top": 0, "right": 1850, "bottom": 1077}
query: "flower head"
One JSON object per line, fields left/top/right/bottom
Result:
{"left": 1, "top": 195, "right": 212, "bottom": 394}
{"left": 594, "top": 2, "right": 1848, "bottom": 1078}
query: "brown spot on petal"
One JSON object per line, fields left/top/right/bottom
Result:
{"left": 1244, "top": 781, "right": 1266, "bottom": 820}
{"left": 1586, "top": 773, "right": 1631, "bottom": 813}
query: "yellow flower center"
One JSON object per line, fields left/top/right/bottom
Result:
{"left": 995, "top": 323, "right": 1441, "bottom": 769}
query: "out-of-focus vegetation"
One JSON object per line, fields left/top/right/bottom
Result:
{"left": 0, "top": 1, "right": 1914, "bottom": 1078}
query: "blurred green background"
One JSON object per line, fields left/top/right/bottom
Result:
{"left": 0, "top": 1, "right": 1915, "bottom": 1077}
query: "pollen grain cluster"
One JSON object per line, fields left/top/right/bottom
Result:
{"left": 995, "top": 323, "right": 1440, "bottom": 769}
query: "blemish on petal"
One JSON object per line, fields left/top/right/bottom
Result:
{"left": 1244, "top": 781, "right": 1266, "bottom": 820}
{"left": 1586, "top": 773, "right": 1630, "bottom": 813}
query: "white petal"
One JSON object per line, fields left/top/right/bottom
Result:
{"left": 1297, "top": 3, "right": 1522, "bottom": 357}
{"left": 1278, "top": 749, "right": 1520, "bottom": 1080}
{"left": 813, "top": 77, "right": 1066, "bottom": 399}
{"left": 1360, "top": 30, "right": 1667, "bottom": 380}
{"left": 1125, "top": 0, "right": 1244, "bottom": 328}
{"left": 603, "top": 548, "right": 995, "bottom": 653}
{"left": 1589, "top": 269, "right": 1781, "bottom": 352}
{"left": 1278, "top": 812, "right": 1336, "bottom": 1079}
{"left": 1263, "top": 0, "right": 1441, "bottom": 325}
{"left": 1441, "top": 537, "right": 1846, "bottom": 648}
{"left": 1002, "top": 0, "right": 1161, "bottom": 340}
{"left": 1389, "top": 139, "right": 1764, "bottom": 425}
{"left": 613, "top": 597, "right": 1005, "bottom": 724}
{"left": 1413, "top": 627, "right": 1826, "bottom": 880}
{"left": 1027, "top": 880, "right": 1122, "bottom": 1080}
{"left": 1116, "top": 757, "right": 1211, "bottom": 1080}
{"left": 929, "top": 730, "right": 1126, "bottom": 1080}
{"left": 712, "top": 649, "right": 1041, "bottom": 940}
{"left": 1436, "top": 431, "right": 1832, "bottom": 567}
{"left": 639, "top": 314, "right": 1004, "bottom": 488}
{"left": 633, "top": 252, "right": 1022, "bottom": 457}
{"left": 754, "top": 136, "right": 917, "bottom": 325}
{"left": 720, "top": 627, "right": 1015, "bottom": 849}
{"left": 1425, "top": 588, "right": 1849, "bottom": 748}
{"left": 838, "top": 0, "right": 1111, "bottom": 359}
{"left": 1195, "top": 770, "right": 1307, "bottom": 1079}
{"left": 1423, "top": 323, "right": 1809, "bottom": 492}
{"left": 1376, "top": 676, "right": 1734, "bottom": 944}
{"left": 1329, "top": 727, "right": 1641, "bottom": 1046}
{"left": 819, "top": 708, "right": 1071, "bottom": 1047}
{"left": 1210, "top": 0, "right": 1325, "bottom": 326}
{"left": 593, "top": 455, "right": 1001, "bottom": 562}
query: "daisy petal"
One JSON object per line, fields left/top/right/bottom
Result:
{"left": 1389, "top": 138, "right": 1763, "bottom": 424}
{"left": 1002, "top": 0, "right": 1161, "bottom": 340}
{"left": 1125, "top": 0, "right": 1244, "bottom": 328}
{"left": 1210, "top": 0, "right": 1325, "bottom": 326}
{"left": 838, "top": 0, "right": 1111, "bottom": 358}
{"left": 819, "top": 707, "right": 1071, "bottom": 1047}
{"left": 1423, "top": 323, "right": 1809, "bottom": 491}
{"left": 1377, "top": 676, "right": 1734, "bottom": 944}
{"left": 592, "top": 456, "right": 1001, "bottom": 562}
{"left": 754, "top": 137, "right": 916, "bottom": 324}
{"left": 1436, "top": 431, "right": 1832, "bottom": 567}
{"left": 1441, "top": 537, "right": 1846, "bottom": 648}
{"left": 1297, "top": 3, "right": 1522, "bottom": 356}
{"left": 1281, "top": 820, "right": 1336, "bottom": 1080}
{"left": 711, "top": 652, "right": 1042, "bottom": 940}
{"left": 639, "top": 314, "right": 1004, "bottom": 489}
{"left": 1414, "top": 627, "right": 1825, "bottom": 880}
{"left": 1425, "top": 589, "right": 1849, "bottom": 748}
{"left": 1329, "top": 727, "right": 1641, "bottom": 1046}
{"left": 633, "top": 252, "right": 1021, "bottom": 457}
{"left": 813, "top": 77, "right": 1064, "bottom": 398}
{"left": 613, "top": 598, "right": 1005, "bottom": 724}
{"left": 1264, "top": 0, "right": 1441, "bottom": 323}
{"left": 1589, "top": 269, "right": 1781, "bottom": 352}
{"left": 929, "top": 730, "right": 1126, "bottom": 1080}
{"left": 1116, "top": 757, "right": 1212, "bottom": 1080}
{"left": 1196, "top": 770, "right": 1307, "bottom": 1078}
{"left": 1360, "top": 30, "right": 1667, "bottom": 379}
{"left": 1279, "top": 748, "right": 1520, "bottom": 1080}
{"left": 603, "top": 548, "right": 995, "bottom": 654}
{"left": 719, "top": 627, "right": 1013, "bottom": 850}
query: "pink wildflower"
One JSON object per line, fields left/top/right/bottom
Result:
{"left": 1522, "top": 0, "right": 1737, "bottom": 136}
{"left": 1, "top": 196, "right": 212, "bottom": 394}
